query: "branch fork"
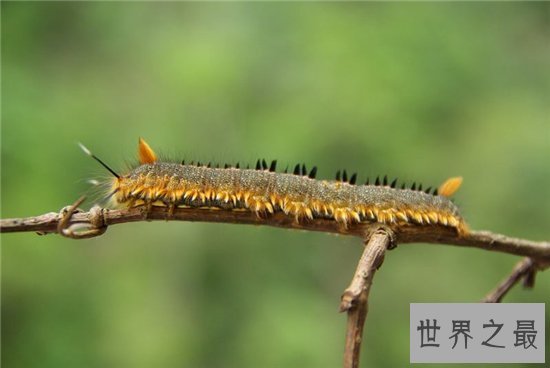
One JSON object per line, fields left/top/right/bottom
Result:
{"left": 341, "top": 227, "right": 394, "bottom": 368}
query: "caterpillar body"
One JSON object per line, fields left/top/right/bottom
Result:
{"left": 83, "top": 138, "right": 468, "bottom": 235}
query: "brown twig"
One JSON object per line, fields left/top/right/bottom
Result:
{"left": 482, "top": 257, "right": 550, "bottom": 303}
{"left": 1, "top": 201, "right": 549, "bottom": 368}
{"left": 1, "top": 204, "right": 549, "bottom": 260}
{"left": 341, "top": 228, "right": 392, "bottom": 368}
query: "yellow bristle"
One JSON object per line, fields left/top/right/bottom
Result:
{"left": 396, "top": 211, "right": 408, "bottom": 222}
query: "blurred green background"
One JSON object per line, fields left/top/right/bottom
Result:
{"left": 2, "top": 2, "right": 549, "bottom": 368}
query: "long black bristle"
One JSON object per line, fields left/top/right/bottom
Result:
{"left": 269, "top": 160, "right": 277, "bottom": 172}
{"left": 262, "top": 159, "right": 268, "bottom": 170}
{"left": 301, "top": 164, "right": 307, "bottom": 176}
{"left": 349, "top": 173, "right": 357, "bottom": 185}
{"left": 365, "top": 178, "right": 370, "bottom": 185}
{"left": 224, "top": 163, "right": 230, "bottom": 169}
{"left": 235, "top": 162, "right": 240, "bottom": 169}
{"left": 90, "top": 153, "right": 120, "bottom": 179}
{"left": 246, "top": 164, "right": 250, "bottom": 169}
{"left": 342, "top": 170, "right": 348, "bottom": 182}
{"left": 401, "top": 182, "right": 406, "bottom": 189}
{"left": 425, "top": 186, "right": 432, "bottom": 194}
{"left": 207, "top": 162, "right": 212, "bottom": 168}
{"left": 433, "top": 188, "right": 438, "bottom": 195}
{"left": 335, "top": 170, "right": 341, "bottom": 181}
{"left": 294, "top": 164, "right": 301, "bottom": 175}
{"left": 256, "top": 160, "right": 261, "bottom": 170}
{"left": 81, "top": 147, "right": 120, "bottom": 178}
{"left": 383, "top": 175, "right": 388, "bottom": 186}
{"left": 411, "top": 182, "right": 416, "bottom": 190}
{"left": 390, "top": 178, "right": 397, "bottom": 188}
{"left": 418, "top": 184, "right": 423, "bottom": 191}
{"left": 284, "top": 165, "right": 289, "bottom": 174}
{"left": 197, "top": 161, "right": 202, "bottom": 167}
{"left": 308, "top": 166, "right": 317, "bottom": 179}
{"left": 181, "top": 160, "right": 185, "bottom": 165}
{"left": 375, "top": 176, "right": 380, "bottom": 186}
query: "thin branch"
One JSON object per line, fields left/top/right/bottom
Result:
{"left": 2, "top": 202, "right": 549, "bottom": 368}
{"left": 482, "top": 257, "right": 549, "bottom": 303}
{"left": 1, "top": 205, "right": 549, "bottom": 261}
{"left": 342, "top": 228, "right": 392, "bottom": 368}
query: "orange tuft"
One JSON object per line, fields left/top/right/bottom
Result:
{"left": 138, "top": 138, "right": 157, "bottom": 164}
{"left": 438, "top": 177, "right": 463, "bottom": 197}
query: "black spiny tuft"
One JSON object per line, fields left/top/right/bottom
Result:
{"left": 181, "top": 160, "right": 185, "bottom": 165}
{"left": 433, "top": 188, "right": 438, "bottom": 196}
{"left": 365, "top": 178, "right": 370, "bottom": 185}
{"left": 224, "top": 163, "right": 230, "bottom": 169}
{"left": 349, "top": 173, "right": 357, "bottom": 185}
{"left": 411, "top": 182, "right": 416, "bottom": 190}
{"left": 390, "top": 178, "right": 397, "bottom": 188}
{"left": 342, "top": 170, "right": 348, "bottom": 182}
{"left": 335, "top": 170, "right": 341, "bottom": 181}
{"left": 308, "top": 166, "right": 317, "bottom": 179}
{"left": 383, "top": 175, "right": 388, "bottom": 186}
{"left": 235, "top": 162, "right": 240, "bottom": 169}
{"left": 375, "top": 176, "right": 380, "bottom": 186}
{"left": 256, "top": 160, "right": 262, "bottom": 170}
{"left": 418, "top": 184, "right": 423, "bottom": 191}
{"left": 284, "top": 165, "right": 289, "bottom": 174}
{"left": 262, "top": 159, "right": 268, "bottom": 170}
{"left": 401, "top": 182, "right": 406, "bottom": 189}
{"left": 269, "top": 160, "right": 277, "bottom": 172}
{"left": 197, "top": 161, "right": 202, "bottom": 167}
{"left": 424, "top": 186, "right": 432, "bottom": 194}
{"left": 293, "top": 164, "right": 301, "bottom": 175}
{"left": 207, "top": 162, "right": 212, "bottom": 168}
{"left": 301, "top": 164, "right": 307, "bottom": 176}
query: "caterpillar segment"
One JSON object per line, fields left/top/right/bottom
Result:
{"left": 104, "top": 138, "right": 468, "bottom": 235}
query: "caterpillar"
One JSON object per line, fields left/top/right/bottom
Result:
{"left": 81, "top": 138, "right": 468, "bottom": 235}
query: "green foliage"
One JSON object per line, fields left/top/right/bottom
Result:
{"left": 2, "top": 3, "right": 548, "bottom": 368}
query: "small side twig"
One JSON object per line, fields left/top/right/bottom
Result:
{"left": 57, "top": 196, "right": 108, "bottom": 239}
{"left": 482, "top": 257, "right": 549, "bottom": 303}
{"left": 341, "top": 227, "right": 393, "bottom": 368}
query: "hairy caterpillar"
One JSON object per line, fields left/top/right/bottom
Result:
{"left": 81, "top": 138, "right": 468, "bottom": 235}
